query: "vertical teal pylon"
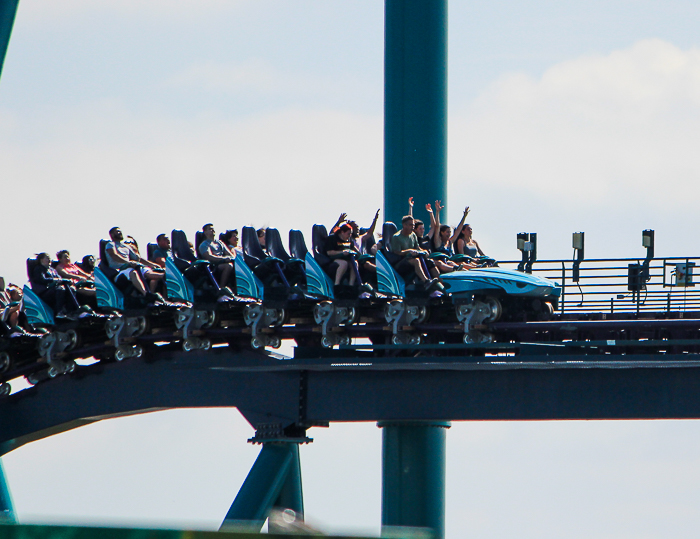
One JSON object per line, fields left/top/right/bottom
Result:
{"left": 384, "top": 0, "right": 448, "bottom": 227}
{"left": 379, "top": 421, "right": 450, "bottom": 539}
{"left": 0, "top": 0, "right": 20, "bottom": 81}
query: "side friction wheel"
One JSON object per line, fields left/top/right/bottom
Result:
{"left": 483, "top": 296, "right": 503, "bottom": 323}
{"left": 0, "top": 352, "right": 10, "bottom": 373}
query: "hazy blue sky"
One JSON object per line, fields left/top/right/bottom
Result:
{"left": 3, "top": 1, "right": 700, "bottom": 537}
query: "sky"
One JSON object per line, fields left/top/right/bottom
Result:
{"left": 3, "top": 0, "right": 700, "bottom": 537}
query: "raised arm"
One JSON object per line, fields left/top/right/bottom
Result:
{"left": 449, "top": 206, "right": 470, "bottom": 245}
{"left": 425, "top": 203, "right": 437, "bottom": 240}
{"left": 407, "top": 197, "right": 414, "bottom": 217}
{"left": 330, "top": 212, "right": 347, "bottom": 234}
{"left": 360, "top": 209, "right": 381, "bottom": 245}
{"left": 432, "top": 200, "right": 444, "bottom": 249}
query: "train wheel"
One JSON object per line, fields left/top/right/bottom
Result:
{"left": 65, "top": 329, "right": 81, "bottom": 351}
{"left": 201, "top": 338, "right": 212, "bottom": 351}
{"left": 133, "top": 345, "right": 144, "bottom": 359}
{"left": 0, "top": 352, "right": 10, "bottom": 374}
{"left": 114, "top": 347, "right": 128, "bottom": 361}
{"left": 251, "top": 336, "right": 265, "bottom": 350}
{"left": 537, "top": 302, "right": 554, "bottom": 321}
{"left": 268, "top": 336, "right": 282, "bottom": 349}
{"left": 321, "top": 335, "right": 335, "bottom": 348}
{"left": 183, "top": 339, "right": 195, "bottom": 352}
{"left": 483, "top": 296, "right": 503, "bottom": 323}
{"left": 338, "top": 335, "right": 351, "bottom": 346}
{"left": 134, "top": 316, "right": 149, "bottom": 336}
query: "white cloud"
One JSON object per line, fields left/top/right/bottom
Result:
{"left": 449, "top": 39, "right": 700, "bottom": 260}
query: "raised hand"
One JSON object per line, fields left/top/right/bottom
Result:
{"left": 374, "top": 209, "right": 380, "bottom": 221}
{"left": 435, "top": 200, "right": 444, "bottom": 212}
{"left": 408, "top": 197, "right": 414, "bottom": 207}
{"left": 464, "top": 206, "right": 470, "bottom": 215}
{"left": 425, "top": 203, "right": 433, "bottom": 213}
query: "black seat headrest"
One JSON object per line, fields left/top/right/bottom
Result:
{"left": 26, "top": 258, "right": 39, "bottom": 283}
{"left": 171, "top": 230, "right": 196, "bottom": 262}
{"left": 98, "top": 239, "right": 110, "bottom": 269}
{"left": 382, "top": 222, "right": 398, "bottom": 253}
{"left": 146, "top": 243, "right": 157, "bottom": 262}
{"left": 195, "top": 231, "right": 206, "bottom": 259}
{"left": 241, "top": 226, "right": 268, "bottom": 260}
{"left": 265, "top": 228, "right": 290, "bottom": 262}
{"left": 289, "top": 230, "right": 308, "bottom": 260}
{"left": 312, "top": 224, "right": 329, "bottom": 256}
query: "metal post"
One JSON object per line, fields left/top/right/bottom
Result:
{"left": 220, "top": 442, "right": 300, "bottom": 532}
{"left": 384, "top": 0, "right": 448, "bottom": 226}
{"left": 0, "top": 0, "right": 20, "bottom": 81}
{"left": 268, "top": 443, "right": 304, "bottom": 533}
{"left": 379, "top": 421, "right": 450, "bottom": 539}
{"left": 0, "top": 460, "right": 15, "bottom": 523}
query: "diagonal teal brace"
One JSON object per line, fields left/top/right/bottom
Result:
{"left": 220, "top": 443, "right": 294, "bottom": 532}
{"left": 0, "top": 0, "right": 19, "bottom": 81}
{"left": 0, "top": 460, "right": 15, "bottom": 523}
{"left": 268, "top": 443, "right": 304, "bottom": 533}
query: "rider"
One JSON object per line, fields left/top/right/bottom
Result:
{"left": 55, "top": 250, "right": 96, "bottom": 299}
{"left": 391, "top": 216, "right": 442, "bottom": 291}
{"left": 32, "top": 252, "right": 87, "bottom": 317}
{"left": 198, "top": 223, "right": 235, "bottom": 292}
{"left": 152, "top": 234, "right": 174, "bottom": 268}
{"left": 105, "top": 227, "right": 164, "bottom": 299}
{"left": 324, "top": 223, "right": 373, "bottom": 295}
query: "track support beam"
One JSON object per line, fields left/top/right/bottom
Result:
{"left": 220, "top": 442, "right": 303, "bottom": 532}
{"left": 379, "top": 421, "right": 450, "bottom": 539}
{"left": 0, "top": 460, "right": 15, "bottom": 523}
{"left": 0, "top": 0, "right": 19, "bottom": 80}
{"left": 384, "top": 0, "right": 448, "bottom": 226}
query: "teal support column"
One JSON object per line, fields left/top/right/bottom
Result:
{"left": 384, "top": 0, "right": 448, "bottom": 226}
{"left": 0, "top": 0, "right": 20, "bottom": 80}
{"left": 220, "top": 443, "right": 303, "bottom": 532}
{"left": 379, "top": 421, "right": 450, "bottom": 539}
{"left": 0, "top": 460, "right": 15, "bottom": 523}
{"left": 268, "top": 443, "right": 304, "bottom": 533}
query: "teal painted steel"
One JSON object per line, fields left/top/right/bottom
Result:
{"left": 0, "top": 0, "right": 19, "bottom": 81}
{"left": 304, "top": 253, "right": 334, "bottom": 299}
{"left": 269, "top": 444, "right": 304, "bottom": 533}
{"left": 164, "top": 258, "right": 194, "bottom": 303}
{"left": 221, "top": 443, "right": 296, "bottom": 532}
{"left": 21, "top": 285, "right": 54, "bottom": 326}
{"left": 375, "top": 252, "right": 405, "bottom": 297}
{"left": 0, "top": 460, "right": 14, "bottom": 523}
{"left": 379, "top": 421, "right": 450, "bottom": 539}
{"left": 94, "top": 267, "right": 124, "bottom": 310}
{"left": 384, "top": 0, "right": 448, "bottom": 226}
{"left": 234, "top": 258, "right": 263, "bottom": 300}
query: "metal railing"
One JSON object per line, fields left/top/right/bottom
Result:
{"left": 498, "top": 257, "right": 700, "bottom": 315}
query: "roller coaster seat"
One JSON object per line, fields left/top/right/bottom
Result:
{"left": 265, "top": 228, "right": 292, "bottom": 263}
{"left": 381, "top": 222, "right": 402, "bottom": 266}
{"left": 146, "top": 243, "right": 157, "bottom": 263}
{"left": 171, "top": 230, "right": 197, "bottom": 264}
{"left": 311, "top": 224, "right": 340, "bottom": 279}
{"left": 289, "top": 230, "right": 308, "bottom": 260}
